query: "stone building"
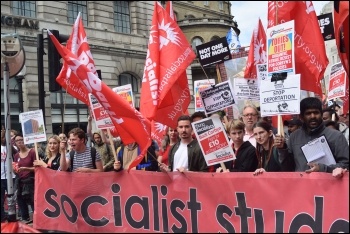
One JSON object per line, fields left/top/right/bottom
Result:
{"left": 1, "top": 1, "right": 238, "bottom": 135}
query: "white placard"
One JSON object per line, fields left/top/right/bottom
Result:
{"left": 19, "top": 109, "right": 47, "bottom": 144}
{"left": 194, "top": 79, "right": 216, "bottom": 112}
{"left": 233, "top": 78, "right": 259, "bottom": 100}
{"left": 192, "top": 116, "right": 235, "bottom": 166}
{"left": 112, "top": 84, "right": 134, "bottom": 107}
{"left": 328, "top": 62, "right": 347, "bottom": 100}
{"left": 259, "top": 74, "right": 300, "bottom": 116}
{"left": 199, "top": 81, "right": 236, "bottom": 115}
{"left": 88, "top": 94, "right": 113, "bottom": 129}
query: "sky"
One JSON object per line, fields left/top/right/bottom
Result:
{"left": 230, "top": 1, "right": 330, "bottom": 47}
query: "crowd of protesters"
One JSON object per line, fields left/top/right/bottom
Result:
{"left": 1, "top": 97, "right": 349, "bottom": 224}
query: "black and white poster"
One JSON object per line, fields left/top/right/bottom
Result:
{"left": 196, "top": 37, "right": 231, "bottom": 67}
{"left": 199, "top": 81, "right": 235, "bottom": 115}
{"left": 317, "top": 13, "right": 335, "bottom": 41}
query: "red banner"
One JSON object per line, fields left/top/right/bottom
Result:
{"left": 33, "top": 168, "right": 349, "bottom": 233}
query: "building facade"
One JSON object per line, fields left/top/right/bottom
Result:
{"left": 1, "top": 1, "right": 238, "bottom": 135}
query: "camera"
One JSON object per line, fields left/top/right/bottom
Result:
{"left": 1, "top": 33, "right": 22, "bottom": 59}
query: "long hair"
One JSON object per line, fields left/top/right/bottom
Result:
{"left": 253, "top": 120, "right": 274, "bottom": 169}
{"left": 45, "top": 135, "right": 61, "bottom": 159}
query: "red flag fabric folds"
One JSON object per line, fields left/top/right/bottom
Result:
{"left": 140, "top": 2, "right": 195, "bottom": 128}
{"left": 267, "top": 1, "right": 329, "bottom": 96}
{"left": 334, "top": 1, "right": 349, "bottom": 115}
{"left": 244, "top": 18, "right": 267, "bottom": 79}
{"left": 53, "top": 13, "right": 95, "bottom": 106}
{"left": 48, "top": 31, "right": 152, "bottom": 170}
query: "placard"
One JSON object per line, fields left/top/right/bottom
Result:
{"left": 192, "top": 116, "right": 235, "bottom": 166}
{"left": 88, "top": 93, "right": 113, "bottom": 129}
{"left": 196, "top": 37, "right": 231, "bottom": 67}
{"left": 233, "top": 78, "right": 259, "bottom": 100}
{"left": 317, "top": 13, "right": 335, "bottom": 41}
{"left": 259, "top": 74, "right": 300, "bottom": 116}
{"left": 328, "top": 62, "right": 347, "bottom": 100}
{"left": 19, "top": 109, "right": 47, "bottom": 144}
{"left": 194, "top": 79, "right": 216, "bottom": 112}
{"left": 267, "top": 20, "right": 295, "bottom": 75}
{"left": 112, "top": 84, "right": 134, "bottom": 107}
{"left": 199, "top": 81, "right": 236, "bottom": 115}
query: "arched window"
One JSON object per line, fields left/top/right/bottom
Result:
{"left": 186, "top": 14, "right": 195, "bottom": 19}
{"left": 191, "top": 37, "right": 204, "bottom": 54}
{"left": 210, "top": 35, "right": 220, "bottom": 41}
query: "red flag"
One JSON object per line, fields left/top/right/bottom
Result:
{"left": 334, "top": 1, "right": 349, "bottom": 115}
{"left": 151, "top": 120, "right": 168, "bottom": 148}
{"left": 267, "top": 1, "right": 329, "bottom": 96}
{"left": 140, "top": 2, "right": 196, "bottom": 128}
{"left": 165, "top": 1, "right": 177, "bottom": 21}
{"left": 48, "top": 31, "right": 152, "bottom": 171}
{"left": 244, "top": 18, "right": 267, "bottom": 79}
{"left": 54, "top": 13, "right": 96, "bottom": 106}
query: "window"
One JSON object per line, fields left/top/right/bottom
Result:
{"left": 211, "top": 36, "right": 220, "bottom": 41}
{"left": 12, "top": 1, "right": 36, "bottom": 18}
{"left": 68, "top": 1, "right": 88, "bottom": 26}
{"left": 191, "top": 37, "right": 204, "bottom": 54}
{"left": 114, "top": 1, "right": 131, "bottom": 34}
{"left": 119, "top": 73, "right": 139, "bottom": 93}
{"left": 204, "top": 1, "right": 209, "bottom": 6}
{"left": 218, "top": 1, "right": 224, "bottom": 10}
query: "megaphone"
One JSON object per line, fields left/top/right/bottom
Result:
{"left": 1, "top": 33, "right": 26, "bottom": 79}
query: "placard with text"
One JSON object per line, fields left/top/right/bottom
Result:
{"left": 19, "top": 109, "right": 47, "bottom": 144}
{"left": 192, "top": 116, "right": 235, "bottom": 166}
{"left": 88, "top": 93, "right": 113, "bottom": 129}
{"left": 196, "top": 37, "right": 231, "bottom": 67}
{"left": 327, "top": 62, "right": 347, "bottom": 100}
{"left": 194, "top": 79, "right": 216, "bottom": 112}
{"left": 112, "top": 84, "right": 134, "bottom": 107}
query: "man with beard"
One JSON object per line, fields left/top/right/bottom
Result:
{"left": 159, "top": 115, "right": 208, "bottom": 172}
{"left": 275, "top": 97, "right": 349, "bottom": 173}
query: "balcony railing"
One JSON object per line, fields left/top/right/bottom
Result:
{"left": 177, "top": 18, "right": 234, "bottom": 27}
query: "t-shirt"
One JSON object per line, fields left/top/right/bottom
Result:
{"left": 173, "top": 142, "right": 189, "bottom": 171}
{"left": 66, "top": 147, "right": 101, "bottom": 172}
{"left": 14, "top": 148, "right": 36, "bottom": 179}
{"left": 1, "top": 145, "right": 16, "bottom": 179}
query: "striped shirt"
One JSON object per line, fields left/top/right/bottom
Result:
{"left": 66, "top": 147, "right": 101, "bottom": 172}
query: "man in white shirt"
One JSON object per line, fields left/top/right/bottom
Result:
{"left": 160, "top": 115, "right": 208, "bottom": 172}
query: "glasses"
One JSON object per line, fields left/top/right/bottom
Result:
{"left": 15, "top": 139, "right": 24, "bottom": 142}
{"left": 242, "top": 113, "right": 258, "bottom": 118}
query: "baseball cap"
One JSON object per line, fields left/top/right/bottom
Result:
{"left": 286, "top": 118, "right": 302, "bottom": 127}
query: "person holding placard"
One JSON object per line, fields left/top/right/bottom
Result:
{"left": 216, "top": 120, "right": 257, "bottom": 173}
{"left": 275, "top": 97, "right": 349, "bottom": 173}
{"left": 252, "top": 121, "right": 295, "bottom": 176}
{"left": 159, "top": 115, "right": 208, "bottom": 173}
{"left": 241, "top": 104, "right": 260, "bottom": 147}
{"left": 12, "top": 134, "right": 35, "bottom": 224}
{"left": 33, "top": 135, "right": 64, "bottom": 171}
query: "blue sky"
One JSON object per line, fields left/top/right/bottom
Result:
{"left": 230, "top": 1, "right": 330, "bottom": 47}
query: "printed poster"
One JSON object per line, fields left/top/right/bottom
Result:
{"left": 194, "top": 79, "right": 215, "bottom": 112}
{"left": 112, "top": 84, "right": 134, "bottom": 107}
{"left": 19, "top": 109, "right": 47, "bottom": 144}
{"left": 256, "top": 63, "right": 267, "bottom": 88}
{"left": 233, "top": 78, "right": 259, "bottom": 100}
{"left": 199, "top": 81, "right": 236, "bottom": 115}
{"left": 327, "top": 62, "right": 347, "bottom": 100}
{"left": 192, "top": 116, "right": 235, "bottom": 166}
{"left": 259, "top": 74, "right": 300, "bottom": 116}
{"left": 267, "top": 20, "right": 295, "bottom": 76}
{"left": 88, "top": 93, "right": 113, "bottom": 129}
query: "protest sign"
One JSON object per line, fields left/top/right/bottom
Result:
{"left": 199, "top": 81, "right": 236, "bottom": 115}
{"left": 328, "top": 62, "right": 347, "bottom": 100}
{"left": 19, "top": 109, "right": 46, "bottom": 144}
{"left": 259, "top": 74, "right": 300, "bottom": 116}
{"left": 192, "top": 116, "right": 235, "bottom": 166}
{"left": 194, "top": 79, "right": 215, "bottom": 112}
{"left": 233, "top": 78, "right": 259, "bottom": 101}
{"left": 317, "top": 13, "right": 335, "bottom": 41}
{"left": 267, "top": 20, "right": 295, "bottom": 76}
{"left": 112, "top": 84, "right": 134, "bottom": 107}
{"left": 88, "top": 93, "right": 113, "bottom": 129}
{"left": 256, "top": 63, "right": 267, "bottom": 88}
{"left": 196, "top": 37, "right": 231, "bottom": 67}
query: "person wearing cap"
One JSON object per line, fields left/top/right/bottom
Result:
{"left": 286, "top": 118, "right": 302, "bottom": 135}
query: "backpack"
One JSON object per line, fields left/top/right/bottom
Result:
{"left": 69, "top": 147, "right": 97, "bottom": 172}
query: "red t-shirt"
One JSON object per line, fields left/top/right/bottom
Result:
{"left": 14, "top": 148, "right": 36, "bottom": 179}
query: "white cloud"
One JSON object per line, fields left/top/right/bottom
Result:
{"left": 231, "top": 1, "right": 330, "bottom": 47}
